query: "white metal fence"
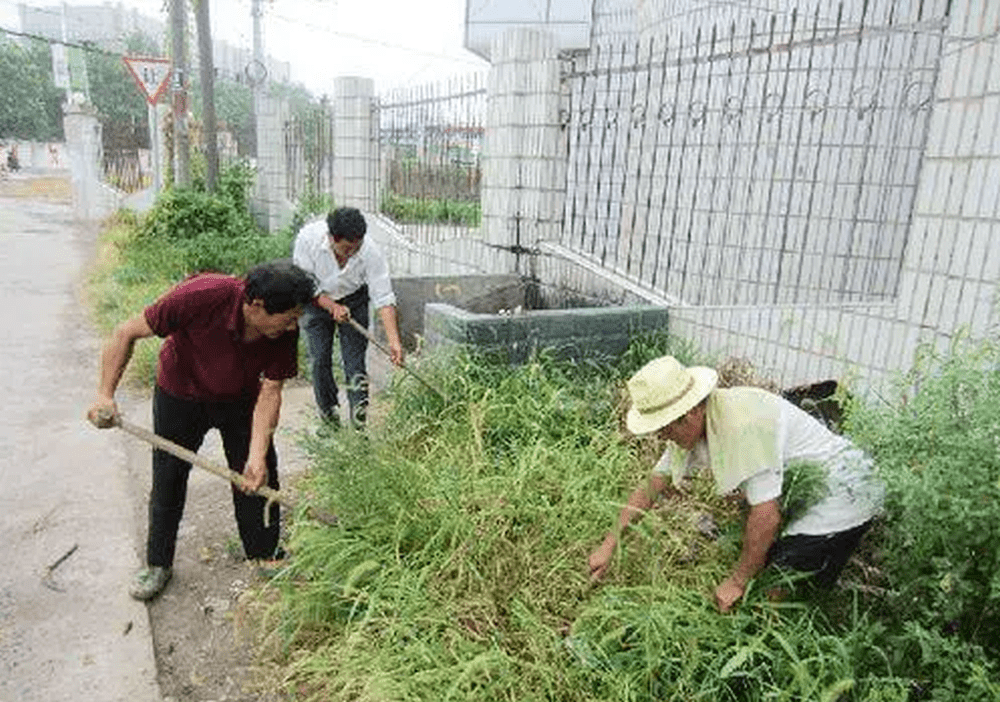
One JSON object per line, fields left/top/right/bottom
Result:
{"left": 561, "top": 5, "right": 946, "bottom": 308}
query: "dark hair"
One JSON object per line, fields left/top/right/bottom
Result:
{"left": 327, "top": 207, "right": 367, "bottom": 242}
{"left": 244, "top": 259, "right": 316, "bottom": 313}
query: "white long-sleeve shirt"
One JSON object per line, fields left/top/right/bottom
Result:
{"left": 292, "top": 218, "right": 397, "bottom": 309}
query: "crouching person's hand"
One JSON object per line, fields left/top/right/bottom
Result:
{"left": 588, "top": 533, "right": 617, "bottom": 582}
{"left": 714, "top": 576, "right": 746, "bottom": 613}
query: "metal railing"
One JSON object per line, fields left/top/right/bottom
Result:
{"left": 374, "top": 74, "right": 486, "bottom": 246}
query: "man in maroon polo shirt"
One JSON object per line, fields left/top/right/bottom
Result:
{"left": 87, "top": 260, "right": 316, "bottom": 601}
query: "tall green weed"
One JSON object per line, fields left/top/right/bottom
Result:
{"left": 260, "top": 337, "right": 999, "bottom": 700}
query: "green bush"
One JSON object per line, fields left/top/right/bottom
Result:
{"left": 130, "top": 161, "right": 294, "bottom": 277}
{"left": 845, "top": 333, "right": 1000, "bottom": 655}
{"left": 141, "top": 163, "right": 259, "bottom": 244}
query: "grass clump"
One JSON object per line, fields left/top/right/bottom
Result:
{"left": 257, "top": 332, "right": 1000, "bottom": 701}
{"left": 85, "top": 162, "right": 304, "bottom": 388}
{"left": 844, "top": 333, "right": 1000, "bottom": 661}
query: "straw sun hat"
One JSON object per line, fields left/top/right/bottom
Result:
{"left": 625, "top": 356, "right": 719, "bottom": 435}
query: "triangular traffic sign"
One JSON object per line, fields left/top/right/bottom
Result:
{"left": 122, "top": 55, "right": 172, "bottom": 105}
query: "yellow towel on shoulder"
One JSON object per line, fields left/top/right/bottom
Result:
{"left": 701, "top": 387, "right": 782, "bottom": 495}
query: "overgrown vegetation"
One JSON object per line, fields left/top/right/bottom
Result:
{"left": 250, "top": 332, "right": 1000, "bottom": 700}
{"left": 86, "top": 161, "right": 301, "bottom": 384}
{"left": 381, "top": 192, "right": 481, "bottom": 227}
{"left": 85, "top": 176, "right": 1000, "bottom": 698}
{"left": 844, "top": 333, "right": 1000, "bottom": 662}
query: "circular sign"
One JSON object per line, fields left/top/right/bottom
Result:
{"left": 244, "top": 59, "right": 268, "bottom": 87}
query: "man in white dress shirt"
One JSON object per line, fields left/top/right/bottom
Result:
{"left": 293, "top": 207, "right": 404, "bottom": 427}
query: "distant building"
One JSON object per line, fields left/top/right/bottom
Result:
{"left": 18, "top": 2, "right": 164, "bottom": 49}
{"left": 18, "top": 2, "right": 290, "bottom": 85}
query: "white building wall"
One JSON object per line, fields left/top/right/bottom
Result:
{"left": 591, "top": 0, "right": 637, "bottom": 43}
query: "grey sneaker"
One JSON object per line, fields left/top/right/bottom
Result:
{"left": 129, "top": 566, "right": 172, "bottom": 601}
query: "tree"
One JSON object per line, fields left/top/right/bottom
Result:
{"left": 190, "top": 78, "right": 325, "bottom": 159}
{"left": 85, "top": 32, "right": 159, "bottom": 126}
{"left": 0, "top": 37, "right": 63, "bottom": 140}
{"left": 194, "top": 77, "right": 254, "bottom": 157}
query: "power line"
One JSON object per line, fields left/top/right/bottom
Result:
{"left": 0, "top": 24, "right": 137, "bottom": 58}
{"left": 264, "top": 9, "right": 487, "bottom": 67}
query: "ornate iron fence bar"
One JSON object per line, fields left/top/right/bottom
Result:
{"left": 373, "top": 73, "right": 486, "bottom": 264}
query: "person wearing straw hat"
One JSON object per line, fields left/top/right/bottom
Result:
{"left": 588, "top": 355, "right": 884, "bottom": 612}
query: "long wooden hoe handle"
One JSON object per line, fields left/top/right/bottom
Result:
{"left": 112, "top": 416, "right": 338, "bottom": 527}
{"left": 343, "top": 315, "right": 447, "bottom": 400}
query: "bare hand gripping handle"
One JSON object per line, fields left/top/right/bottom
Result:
{"left": 106, "top": 413, "right": 338, "bottom": 527}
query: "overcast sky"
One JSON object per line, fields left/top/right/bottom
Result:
{"left": 1, "top": 0, "right": 490, "bottom": 96}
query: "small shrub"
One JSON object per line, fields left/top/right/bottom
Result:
{"left": 844, "top": 333, "right": 1000, "bottom": 656}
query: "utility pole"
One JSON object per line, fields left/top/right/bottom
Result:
{"left": 56, "top": 3, "right": 71, "bottom": 105}
{"left": 170, "top": 0, "right": 190, "bottom": 187}
{"left": 250, "top": 0, "right": 264, "bottom": 159}
{"left": 195, "top": 0, "right": 218, "bottom": 190}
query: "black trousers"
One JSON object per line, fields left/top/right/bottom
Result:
{"left": 301, "top": 284, "right": 370, "bottom": 426}
{"left": 767, "top": 520, "right": 873, "bottom": 587}
{"left": 147, "top": 387, "right": 281, "bottom": 567}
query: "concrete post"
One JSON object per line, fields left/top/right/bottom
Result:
{"left": 252, "top": 94, "right": 292, "bottom": 232}
{"left": 62, "top": 99, "right": 104, "bottom": 220}
{"left": 332, "top": 76, "right": 375, "bottom": 210}
{"left": 481, "top": 28, "right": 564, "bottom": 277}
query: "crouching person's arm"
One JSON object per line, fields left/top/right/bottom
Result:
{"left": 588, "top": 473, "right": 670, "bottom": 582}
{"left": 715, "top": 498, "right": 781, "bottom": 612}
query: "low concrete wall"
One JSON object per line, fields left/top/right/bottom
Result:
{"left": 391, "top": 274, "right": 524, "bottom": 351}
{"left": 424, "top": 302, "right": 671, "bottom": 364}
{"left": 381, "top": 273, "right": 670, "bottom": 364}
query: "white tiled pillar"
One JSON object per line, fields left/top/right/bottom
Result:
{"left": 332, "top": 76, "right": 376, "bottom": 211}
{"left": 482, "top": 28, "right": 565, "bottom": 275}
{"left": 253, "top": 95, "right": 292, "bottom": 233}
{"left": 62, "top": 99, "right": 103, "bottom": 221}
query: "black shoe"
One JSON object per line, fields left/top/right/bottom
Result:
{"left": 316, "top": 414, "right": 341, "bottom": 437}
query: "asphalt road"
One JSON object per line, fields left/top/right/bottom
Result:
{"left": 0, "top": 180, "right": 161, "bottom": 701}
